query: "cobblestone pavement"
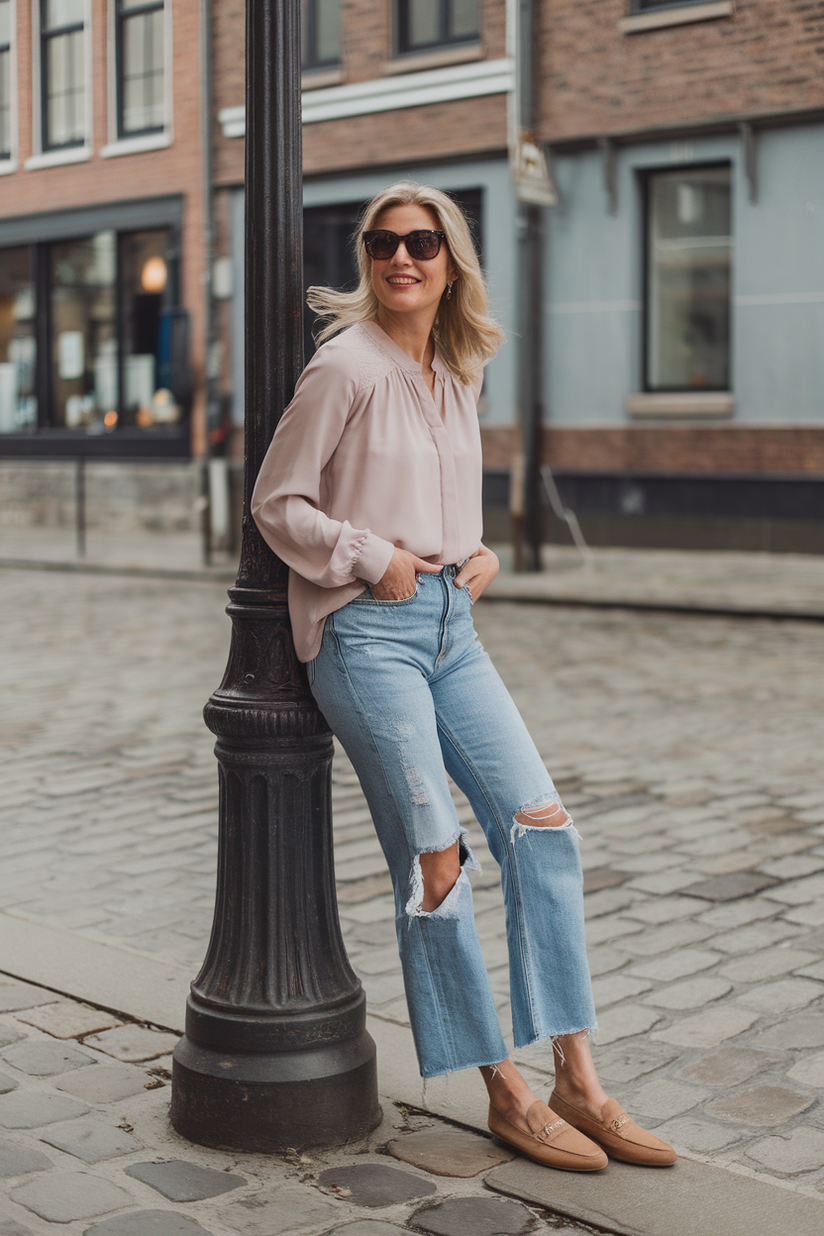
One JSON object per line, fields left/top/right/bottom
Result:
{"left": 1, "top": 567, "right": 824, "bottom": 1230}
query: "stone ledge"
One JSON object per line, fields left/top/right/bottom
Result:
{"left": 619, "top": 2, "right": 734, "bottom": 36}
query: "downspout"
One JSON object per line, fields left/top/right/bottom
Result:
{"left": 200, "top": 0, "right": 217, "bottom": 564}
{"left": 509, "top": 0, "right": 545, "bottom": 571}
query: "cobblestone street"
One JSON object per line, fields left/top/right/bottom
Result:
{"left": 1, "top": 566, "right": 824, "bottom": 1233}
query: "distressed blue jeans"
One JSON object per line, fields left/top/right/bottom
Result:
{"left": 308, "top": 565, "right": 597, "bottom": 1078}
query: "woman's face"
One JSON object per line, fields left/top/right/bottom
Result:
{"left": 368, "top": 204, "right": 456, "bottom": 321}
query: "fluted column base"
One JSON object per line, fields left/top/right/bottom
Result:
{"left": 171, "top": 1005, "right": 380, "bottom": 1151}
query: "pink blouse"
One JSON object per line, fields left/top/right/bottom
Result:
{"left": 251, "top": 320, "right": 484, "bottom": 662}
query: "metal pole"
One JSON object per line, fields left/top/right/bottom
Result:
{"left": 75, "top": 457, "right": 85, "bottom": 558}
{"left": 171, "top": 0, "right": 381, "bottom": 1152}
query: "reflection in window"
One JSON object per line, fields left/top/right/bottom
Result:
{"left": 117, "top": 0, "right": 165, "bottom": 137}
{"left": 50, "top": 233, "right": 118, "bottom": 429}
{"left": 41, "top": 0, "right": 86, "bottom": 150}
{"left": 646, "top": 166, "right": 731, "bottom": 392}
{"left": 397, "top": 0, "right": 478, "bottom": 54}
{"left": 0, "top": 0, "right": 11, "bottom": 159}
{"left": 302, "top": 0, "right": 339, "bottom": 70}
{"left": 634, "top": 1, "right": 704, "bottom": 10}
{"left": 0, "top": 248, "right": 37, "bottom": 434}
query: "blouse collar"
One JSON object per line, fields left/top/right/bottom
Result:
{"left": 361, "top": 320, "right": 447, "bottom": 379}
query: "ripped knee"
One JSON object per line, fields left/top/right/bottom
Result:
{"left": 515, "top": 801, "right": 571, "bottom": 828}
{"left": 511, "top": 794, "right": 576, "bottom": 843}
{"left": 406, "top": 835, "right": 480, "bottom": 919}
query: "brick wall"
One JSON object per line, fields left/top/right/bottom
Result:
{"left": 481, "top": 426, "right": 824, "bottom": 476}
{"left": 538, "top": 0, "right": 824, "bottom": 143}
{"left": 214, "top": 0, "right": 508, "bottom": 186}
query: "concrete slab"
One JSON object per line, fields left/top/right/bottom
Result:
{"left": 55, "top": 1064, "right": 152, "bottom": 1103}
{"left": 85, "top": 1215, "right": 214, "bottom": 1236}
{"left": 9, "top": 1171, "right": 134, "bottom": 1222}
{"left": 0, "top": 914, "right": 190, "bottom": 1033}
{"left": 83, "top": 1026, "right": 180, "bottom": 1063}
{"left": 410, "top": 1196, "right": 539, "bottom": 1236}
{"left": 16, "top": 1001, "right": 123, "bottom": 1040}
{"left": 387, "top": 1127, "right": 514, "bottom": 1177}
{"left": 484, "top": 1154, "right": 824, "bottom": 1236}
{"left": 316, "top": 1164, "right": 437, "bottom": 1208}
{"left": 125, "top": 1160, "right": 246, "bottom": 1202}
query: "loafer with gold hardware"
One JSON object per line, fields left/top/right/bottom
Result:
{"left": 488, "top": 1100, "right": 608, "bottom": 1172}
{"left": 549, "top": 1091, "right": 677, "bottom": 1166}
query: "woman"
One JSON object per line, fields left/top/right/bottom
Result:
{"left": 252, "top": 183, "right": 675, "bottom": 1172}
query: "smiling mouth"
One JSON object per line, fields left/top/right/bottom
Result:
{"left": 387, "top": 277, "right": 419, "bottom": 285}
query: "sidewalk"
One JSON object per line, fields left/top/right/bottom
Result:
{"left": 2, "top": 566, "right": 824, "bottom": 1233}
{"left": 2, "top": 527, "right": 824, "bottom": 617}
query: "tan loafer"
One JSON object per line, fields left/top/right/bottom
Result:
{"left": 488, "top": 1100, "right": 608, "bottom": 1172}
{"left": 550, "top": 1091, "right": 677, "bottom": 1167}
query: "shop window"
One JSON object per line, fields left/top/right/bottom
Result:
{"left": 0, "top": 247, "right": 37, "bottom": 434}
{"left": 396, "top": 0, "right": 479, "bottom": 55}
{"left": 0, "top": 1, "right": 11, "bottom": 160}
{"left": 41, "top": 0, "right": 87, "bottom": 150}
{"left": 0, "top": 229, "right": 187, "bottom": 437}
{"left": 116, "top": 0, "right": 165, "bottom": 138}
{"left": 302, "top": 0, "right": 339, "bottom": 71}
{"left": 645, "top": 165, "right": 731, "bottom": 392}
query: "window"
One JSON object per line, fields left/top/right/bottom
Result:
{"left": 41, "top": 0, "right": 86, "bottom": 150}
{"left": 0, "top": 1, "right": 11, "bottom": 159}
{"left": 645, "top": 165, "right": 731, "bottom": 392}
{"left": 396, "top": 0, "right": 479, "bottom": 55}
{"left": 116, "top": 0, "right": 165, "bottom": 137}
{"left": 0, "top": 247, "right": 37, "bottom": 434}
{"left": 301, "top": 0, "right": 339, "bottom": 71}
{"left": 0, "top": 229, "right": 186, "bottom": 437}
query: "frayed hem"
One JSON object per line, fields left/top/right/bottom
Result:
{"left": 513, "top": 1024, "right": 599, "bottom": 1063}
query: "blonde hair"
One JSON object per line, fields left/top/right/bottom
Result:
{"left": 306, "top": 182, "right": 504, "bottom": 384}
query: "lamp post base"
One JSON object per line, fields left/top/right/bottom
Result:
{"left": 171, "top": 1015, "right": 381, "bottom": 1152}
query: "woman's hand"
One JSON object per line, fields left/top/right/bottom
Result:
{"left": 454, "top": 544, "right": 499, "bottom": 603}
{"left": 370, "top": 548, "right": 443, "bottom": 600}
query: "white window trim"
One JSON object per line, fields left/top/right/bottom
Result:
{"left": 627, "top": 392, "right": 734, "bottom": 419}
{"left": 28, "top": 0, "right": 94, "bottom": 163}
{"left": 619, "top": 2, "right": 733, "bottom": 36}
{"left": 218, "top": 56, "right": 515, "bottom": 137}
{"left": 0, "top": 0, "right": 19, "bottom": 173}
{"left": 107, "top": 0, "right": 172, "bottom": 148}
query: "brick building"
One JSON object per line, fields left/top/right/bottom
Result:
{"left": 2, "top": 1, "right": 823, "bottom": 551}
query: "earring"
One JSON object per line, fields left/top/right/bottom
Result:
{"left": 446, "top": 282, "right": 453, "bottom": 300}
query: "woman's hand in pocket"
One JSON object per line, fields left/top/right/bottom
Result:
{"left": 454, "top": 544, "right": 499, "bottom": 603}
{"left": 370, "top": 549, "right": 443, "bottom": 600}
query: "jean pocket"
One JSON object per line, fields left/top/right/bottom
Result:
{"left": 352, "top": 586, "right": 419, "bottom": 607}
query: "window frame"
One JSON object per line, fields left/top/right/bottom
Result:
{"left": 395, "top": 0, "right": 480, "bottom": 58}
{"left": 38, "top": 0, "right": 90, "bottom": 153}
{"left": 302, "top": 0, "right": 339, "bottom": 73}
{"left": 0, "top": 0, "right": 16, "bottom": 168}
{"left": 114, "top": 0, "right": 166, "bottom": 141}
{"left": 641, "top": 160, "right": 733, "bottom": 395}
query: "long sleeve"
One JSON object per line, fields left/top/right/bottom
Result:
{"left": 251, "top": 343, "right": 396, "bottom": 588}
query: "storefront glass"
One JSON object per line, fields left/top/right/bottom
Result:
{"left": 646, "top": 165, "right": 731, "bottom": 391}
{"left": 0, "top": 248, "right": 36, "bottom": 434}
{"left": 0, "top": 226, "right": 183, "bottom": 438}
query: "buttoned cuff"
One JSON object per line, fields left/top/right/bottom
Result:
{"left": 354, "top": 532, "right": 396, "bottom": 585}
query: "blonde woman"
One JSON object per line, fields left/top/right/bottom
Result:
{"left": 252, "top": 183, "right": 674, "bottom": 1171}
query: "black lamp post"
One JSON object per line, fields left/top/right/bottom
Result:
{"left": 170, "top": 0, "right": 381, "bottom": 1151}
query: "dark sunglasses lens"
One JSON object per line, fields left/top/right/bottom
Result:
{"left": 365, "top": 232, "right": 397, "bottom": 260}
{"left": 407, "top": 232, "right": 441, "bottom": 260}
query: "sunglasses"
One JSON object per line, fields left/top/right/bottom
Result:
{"left": 363, "top": 229, "right": 446, "bottom": 261}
